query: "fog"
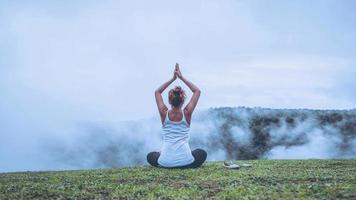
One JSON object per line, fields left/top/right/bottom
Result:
{"left": 39, "top": 107, "right": 356, "bottom": 172}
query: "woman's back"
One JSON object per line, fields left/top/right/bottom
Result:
{"left": 158, "top": 110, "right": 194, "bottom": 167}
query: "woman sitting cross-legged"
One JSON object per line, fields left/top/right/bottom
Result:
{"left": 147, "top": 63, "right": 207, "bottom": 169}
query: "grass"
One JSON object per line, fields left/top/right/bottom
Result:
{"left": 0, "top": 160, "right": 355, "bottom": 199}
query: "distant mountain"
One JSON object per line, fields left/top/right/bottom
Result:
{"left": 46, "top": 107, "right": 356, "bottom": 170}
{"left": 191, "top": 107, "right": 356, "bottom": 160}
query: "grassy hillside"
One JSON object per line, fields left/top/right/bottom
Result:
{"left": 1, "top": 160, "right": 355, "bottom": 199}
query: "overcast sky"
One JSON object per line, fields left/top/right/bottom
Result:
{"left": 1, "top": 0, "right": 356, "bottom": 171}
{"left": 1, "top": 0, "right": 356, "bottom": 120}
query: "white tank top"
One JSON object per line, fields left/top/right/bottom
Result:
{"left": 157, "top": 110, "right": 194, "bottom": 167}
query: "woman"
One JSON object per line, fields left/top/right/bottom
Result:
{"left": 147, "top": 63, "right": 207, "bottom": 169}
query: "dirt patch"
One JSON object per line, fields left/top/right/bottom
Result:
{"left": 169, "top": 180, "right": 191, "bottom": 188}
{"left": 198, "top": 181, "right": 222, "bottom": 198}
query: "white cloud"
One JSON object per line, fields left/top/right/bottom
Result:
{"left": 1, "top": 1, "right": 354, "bottom": 122}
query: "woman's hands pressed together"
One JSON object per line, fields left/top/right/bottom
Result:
{"left": 172, "top": 66, "right": 177, "bottom": 80}
{"left": 175, "top": 63, "right": 183, "bottom": 80}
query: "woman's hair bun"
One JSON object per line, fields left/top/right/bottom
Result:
{"left": 169, "top": 86, "right": 186, "bottom": 107}
{"left": 173, "top": 86, "right": 182, "bottom": 95}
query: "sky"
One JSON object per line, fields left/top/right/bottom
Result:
{"left": 0, "top": 0, "right": 356, "bottom": 171}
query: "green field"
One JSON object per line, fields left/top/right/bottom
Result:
{"left": 1, "top": 160, "right": 355, "bottom": 199}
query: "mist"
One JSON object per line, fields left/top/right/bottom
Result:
{"left": 31, "top": 107, "right": 355, "bottom": 172}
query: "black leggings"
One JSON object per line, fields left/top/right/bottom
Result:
{"left": 146, "top": 148, "right": 207, "bottom": 169}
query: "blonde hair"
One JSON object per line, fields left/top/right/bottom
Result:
{"left": 168, "top": 86, "right": 186, "bottom": 107}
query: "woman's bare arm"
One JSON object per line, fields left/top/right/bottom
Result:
{"left": 155, "top": 71, "right": 176, "bottom": 123}
{"left": 181, "top": 76, "right": 201, "bottom": 114}
{"left": 175, "top": 64, "right": 201, "bottom": 122}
